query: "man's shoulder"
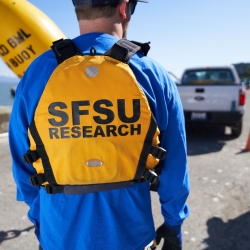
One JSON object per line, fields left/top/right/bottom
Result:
{"left": 32, "top": 49, "right": 56, "bottom": 67}
{"left": 131, "top": 53, "right": 168, "bottom": 77}
{"left": 24, "top": 49, "right": 57, "bottom": 78}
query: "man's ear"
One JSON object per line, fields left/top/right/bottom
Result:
{"left": 118, "top": 0, "right": 129, "bottom": 19}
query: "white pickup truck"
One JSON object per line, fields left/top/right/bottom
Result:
{"left": 177, "top": 65, "right": 246, "bottom": 136}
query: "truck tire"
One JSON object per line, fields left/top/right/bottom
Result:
{"left": 231, "top": 121, "right": 242, "bottom": 137}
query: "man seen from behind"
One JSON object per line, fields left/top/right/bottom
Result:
{"left": 9, "top": 0, "right": 190, "bottom": 249}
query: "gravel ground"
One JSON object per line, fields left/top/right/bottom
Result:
{"left": 0, "top": 90, "right": 249, "bottom": 250}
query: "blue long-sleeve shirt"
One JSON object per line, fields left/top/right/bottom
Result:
{"left": 9, "top": 33, "right": 189, "bottom": 250}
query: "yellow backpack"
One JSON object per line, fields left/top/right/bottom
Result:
{"left": 23, "top": 39, "right": 166, "bottom": 194}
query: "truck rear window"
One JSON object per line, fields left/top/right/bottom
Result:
{"left": 182, "top": 69, "right": 235, "bottom": 85}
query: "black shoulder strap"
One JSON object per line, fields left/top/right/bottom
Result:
{"left": 51, "top": 38, "right": 150, "bottom": 64}
{"left": 51, "top": 38, "right": 84, "bottom": 64}
{"left": 130, "top": 40, "right": 151, "bottom": 56}
{"left": 104, "top": 39, "right": 150, "bottom": 63}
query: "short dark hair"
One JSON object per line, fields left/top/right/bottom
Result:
{"left": 75, "top": 5, "right": 118, "bottom": 20}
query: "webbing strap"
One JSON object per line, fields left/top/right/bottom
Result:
{"left": 51, "top": 38, "right": 84, "bottom": 64}
{"left": 45, "top": 185, "right": 64, "bottom": 194}
{"left": 44, "top": 179, "right": 145, "bottom": 194}
{"left": 104, "top": 39, "right": 141, "bottom": 63}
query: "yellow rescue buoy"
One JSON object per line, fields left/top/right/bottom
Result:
{"left": 0, "top": 0, "right": 66, "bottom": 78}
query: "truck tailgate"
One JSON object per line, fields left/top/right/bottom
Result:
{"left": 177, "top": 85, "right": 241, "bottom": 111}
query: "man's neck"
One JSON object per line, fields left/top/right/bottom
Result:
{"left": 78, "top": 18, "right": 123, "bottom": 39}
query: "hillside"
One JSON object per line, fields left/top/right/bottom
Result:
{"left": 233, "top": 63, "right": 250, "bottom": 77}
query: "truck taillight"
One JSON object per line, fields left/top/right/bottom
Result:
{"left": 239, "top": 89, "right": 246, "bottom": 106}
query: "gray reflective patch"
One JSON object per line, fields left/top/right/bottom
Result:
{"left": 86, "top": 159, "right": 103, "bottom": 167}
{"left": 86, "top": 66, "right": 98, "bottom": 77}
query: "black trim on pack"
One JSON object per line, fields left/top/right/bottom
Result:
{"left": 29, "top": 120, "right": 57, "bottom": 185}
{"left": 44, "top": 179, "right": 145, "bottom": 194}
{"left": 130, "top": 40, "right": 151, "bottom": 56}
{"left": 134, "top": 114, "right": 158, "bottom": 180}
{"left": 104, "top": 39, "right": 141, "bottom": 63}
{"left": 51, "top": 39, "right": 84, "bottom": 64}
{"left": 23, "top": 150, "right": 40, "bottom": 164}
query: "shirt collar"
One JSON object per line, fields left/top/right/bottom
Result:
{"left": 72, "top": 32, "right": 120, "bottom": 54}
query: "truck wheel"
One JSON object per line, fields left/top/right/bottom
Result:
{"left": 231, "top": 121, "right": 242, "bottom": 137}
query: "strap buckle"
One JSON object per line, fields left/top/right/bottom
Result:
{"left": 23, "top": 150, "right": 39, "bottom": 164}
{"left": 143, "top": 169, "right": 159, "bottom": 185}
{"left": 29, "top": 174, "right": 46, "bottom": 186}
{"left": 150, "top": 146, "right": 167, "bottom": 161}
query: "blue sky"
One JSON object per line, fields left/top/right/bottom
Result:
{"left": 1, "top": 0, "right": 249, "bottom": 79}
